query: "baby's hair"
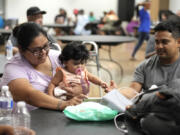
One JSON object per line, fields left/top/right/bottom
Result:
{"left": 59, "top": 41, "right": 89, "bottom": 64}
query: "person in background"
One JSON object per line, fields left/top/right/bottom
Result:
{"left": 99, "top": 10, "right": 119, "bottom": 35}
{"left": 7, "top": 6, "right": 58, "bottom": 55}
{"left": 126, "top": 16, "right": 139, "bottom": 36}
{"left": 74, "top": 9, "right": 90, "bottom": 35}
{"left": 176, "top": 10, "right": 180, "bottom": 17}
{"left": 97, "top": 11, "right": 107, "bottom": 35}
{"left": 54, "top": 8, "right": 70, "bottom": 36}
{"left": 89, "top": 12, "right": 96, "bottom": 22}
{"left": 72, "top": 9, "right": 79, "bottom": 26}
{"left": 54, "top": 8, "right": 67, "bottom": 24}
{"left": 0, "top": 15, "right": 4, "bottom": 28}
{"left": 99, "top": 11, "right": 107, "bottom": 24}
{"left": 0, "top": 22, "right": 86, "bottom": 111}
{"left": 130, "top": 1, "right": 151, "bottom": 60}
{"left": 102, "top": 10, "right": 119, "bottom": 23}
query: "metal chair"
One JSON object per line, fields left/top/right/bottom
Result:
{"left": 82, "top": 41, "right": 112, "bottom": 97}
{"left": 50, "top": 43, "right": 61, "bottom": 52}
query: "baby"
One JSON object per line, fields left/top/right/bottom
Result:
{"left": 47, "top": 42, "right": 108, "bottom": 100}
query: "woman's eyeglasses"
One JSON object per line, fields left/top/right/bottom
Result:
{"left": 27, "top": 42, "right": 51, "bottom": 56}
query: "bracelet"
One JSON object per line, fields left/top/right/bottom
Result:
{"left": 56, "top": 100, "right": 62, "bottom": 110}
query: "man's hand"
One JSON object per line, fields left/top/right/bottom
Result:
{"left": 156, "top": 92, "right": 166, "bottom": 99}
{"left": 156, "top": 91, "right": 173, "bottom": 100}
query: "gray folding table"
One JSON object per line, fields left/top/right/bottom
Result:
{"left": 30, "top": 108, "right": 124, "bottom": 135}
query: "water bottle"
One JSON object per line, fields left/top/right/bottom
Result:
{"left": 13, "top": 101, "right": 31, "bottom": 135}
{"left": 0, "top": 85, "right": 13, "bottom": 124}
{"left": 6, "top": 39, "right": 13, "bottom": 60}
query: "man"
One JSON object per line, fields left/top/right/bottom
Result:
{"left": 54, "top": 8, "right": 67, "bottom": 24}
{"left": 145, "top": 14, "right": 180, "bottom": 59}
{"left": 130, "top": 1, "right": 151, "bottom": 60}
{"left": 8, "top": 6, "right": 59, "bottom": 54}
{"left": 113, "top": 20, "right": 180, "bottom": 135}
{"left": 129, "top": 20, "right": 180, "bottom": 93}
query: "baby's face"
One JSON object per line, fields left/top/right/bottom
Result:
{"left": 64, "top": 59, "right": 85, "bottom": 74}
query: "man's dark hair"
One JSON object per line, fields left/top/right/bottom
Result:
{"left": 59, "top": 41, "right": 89, "bottom": 64}
{"left": 79, "top": 9, "right": 84, "bottom": 15}
{"left": 154, "top": 20, "right": 180, "bottom": 39}
{"left": 17, "top": 22, "right": 48, "bottom": 51}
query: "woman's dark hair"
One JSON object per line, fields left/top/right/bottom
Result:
{"left": 59, "top": 41, "right": 89, "bottom": 64}
{"left": 16, "top": 22, "right": 48, "bottom": 51}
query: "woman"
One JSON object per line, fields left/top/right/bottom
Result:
{"left": 0, "top": 22, "right": 86, "bottom": 111}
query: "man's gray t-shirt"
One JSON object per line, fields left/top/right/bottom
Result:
{"left": 133, "top": 55, "right": 180, "bottom": 91}
{"left": 145, "top": 35, "right": 155, "bottom": 57}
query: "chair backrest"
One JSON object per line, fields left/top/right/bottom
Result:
{"left": 50, "top": 43, "right": 61, "bottom": 52}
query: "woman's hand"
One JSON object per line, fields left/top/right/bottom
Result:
{"left": 61, "top": 94, "right": 87, "bottom": 110}
{"left": 68, "top": 94, "right": 87, "bottom": 106}
{"left": 61, "top": 82, "right": 83, "bottom": 97}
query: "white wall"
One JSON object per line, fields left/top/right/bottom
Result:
{"left": 169, "top": 0, "right": 180, "bottom": 14}
{"left": 5, "top": 0, "right": 118, "bottom": 24}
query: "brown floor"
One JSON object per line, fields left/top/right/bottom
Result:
{"left": 0, "top": 45, "right": 5, "bottom": 54}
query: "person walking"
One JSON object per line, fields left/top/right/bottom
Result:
{"left": 130, "top": 1, "right": 151, "bottom": 60}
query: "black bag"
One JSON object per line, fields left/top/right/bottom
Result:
{"left": 125, "top": 87, "right": 180, "bottom": 135}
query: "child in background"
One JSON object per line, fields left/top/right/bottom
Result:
{"left": 47, "top": 42, "right": 108, "bottom": 100}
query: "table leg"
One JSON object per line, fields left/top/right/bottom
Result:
{"left": 100, "top": 45, "right": 124, "bottom": 83}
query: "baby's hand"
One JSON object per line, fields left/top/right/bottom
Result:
{"left": 100, "top": 81, "right": 108, "bottom": 88}
{"left": 104, "top": 80, "right": 117, "bottom": 93}
{"left": 100, "top": 81, "right": 109, "bottom": 92}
